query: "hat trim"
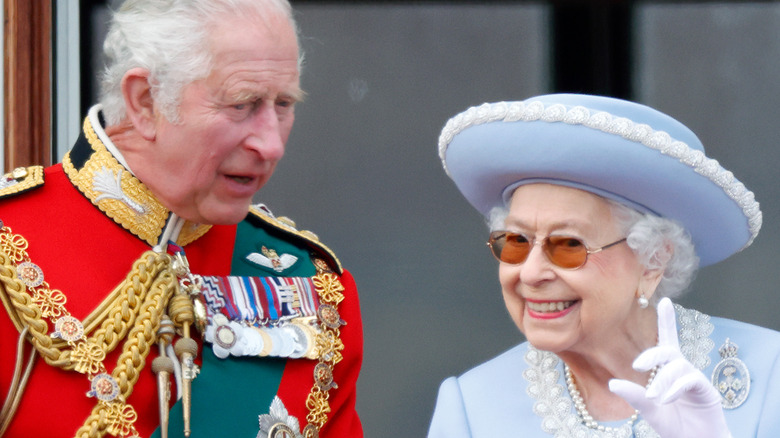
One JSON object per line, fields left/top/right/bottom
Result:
{"left": 438, "top": 100, "right": 761, "bottom": 249}
{"left": 503, "top": 178, "right": 659, "bottom": 217}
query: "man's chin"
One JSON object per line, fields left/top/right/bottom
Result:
{"left": 176, "top": 204, "right": 251, "bottom": 226}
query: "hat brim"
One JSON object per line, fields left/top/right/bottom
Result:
{"left": 439, "top": 94, "right": 761, "bottom": 267}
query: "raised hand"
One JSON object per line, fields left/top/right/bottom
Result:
{"left": 608, "top": 297, "right": 731, "bottom": 438}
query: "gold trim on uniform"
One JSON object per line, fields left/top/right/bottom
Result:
{"left": 248, "top": 206, "right": 342, "bottom": 273}
{"left": 62, "top": 116, "right": 211, "bottom": 247}
{"left": 0, "top": 166, "right": 44, "bottom": 198}
{"left": 0, "top": 223, "right": 180, "bottom": 438}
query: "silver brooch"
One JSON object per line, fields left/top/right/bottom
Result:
{"left": 711, "top": 338, "right": 750, "bottom": 409}
{"left": 257, "top": 396, "right": 303, "bottom": 438}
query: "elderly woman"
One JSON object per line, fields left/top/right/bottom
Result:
{"left": 428, "top": 94, "right": 780, "bottom": 437}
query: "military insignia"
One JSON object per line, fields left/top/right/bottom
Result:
{"left": 268, "top": 326, "right": 294, "bottom": 358}
{"left": 312, "top": 258, "right": 332, "bottom": 274}
{"left": 283, "top": 323, "right": 309, "bottom": 359}
{"left": 313, "top": 363, "right": 337, "bottom": 391}
{"left": 254, "top": 326, "right": 274, "bottom": 357}
{"left": 0, "top": 166, "right": 44, "bottom": 198}
{"left": 257, "top": 396, "right": 304, "bottom": 438}
{"left": 246, "top": 246, "right": 298, "bottom": 273}
{"left": 206, "top": 314, "right": 244, "bottom": 359}
{"left": 92, "top": 167, "right": 146, "bottom": 214}
{"left": 88, "top": 373, "right": 120, "bottom": 401}
{"left": 52, "top": 316, "right": 85, "bottom": 342}
{"left": 317, "top": 304, "right": 345, "bottom": 329}
{"left": 16, "top": 261, "right": 44, "bottom": 288}
{"left": 302, "top": 424, "right": 319, "bottom": 438}
{"left": 247, "top": 206, "right": 343, "bottom": 274}
{"left": 711, "top": 338, "right": 750, "bottom": 409}
{"left": 214, "top": 323, "right": 238, "bottom": 350}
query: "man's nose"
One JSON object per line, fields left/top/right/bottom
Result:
{"left": 243, "top": 101, "right": 287, "bottom": 161}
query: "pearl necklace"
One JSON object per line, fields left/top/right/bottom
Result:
{"left": 564, "top": 364, "right": 657, "bottom": 433}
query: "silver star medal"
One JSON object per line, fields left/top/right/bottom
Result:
{"left": 711, "top": 338, "right": 750, "bottom": 409}
{"left": 257, "top": 396, "right": 303, "bottom": 438}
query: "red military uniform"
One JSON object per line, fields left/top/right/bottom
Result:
{"left": 0, "top": 112, "right": 363, "bottom": 437}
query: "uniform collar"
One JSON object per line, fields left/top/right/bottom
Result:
{"left": 62, "top": 105, "right": 212, "bottom": 247}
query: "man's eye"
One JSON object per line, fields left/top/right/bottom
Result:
{"left": 276, "top": 99, "right": 294, "bottom": 109}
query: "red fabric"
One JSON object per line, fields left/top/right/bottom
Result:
{"left": 277, "top": 269, "right": 364, "bottom": 437}
{"left": 0, "top": 164, "right": 364, "bottom": 438}
{"left": 0, "top": 165, "right": 236, "bottom": 437}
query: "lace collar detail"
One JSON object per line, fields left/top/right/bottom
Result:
{"left": 523, "top": 304, "right": 714, "bottom": 437}
{"left": 62, "top": 108, "right": 212, "bottom": 247}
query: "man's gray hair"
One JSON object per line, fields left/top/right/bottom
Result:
{"left": 99, "top": 0, "right": 299, "bottom": 126}
{"left": 487, "top": 197, "right": 699, "bottom": 301}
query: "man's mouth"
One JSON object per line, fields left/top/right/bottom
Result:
{"left": 227, "top": 175, "right": 254, "bottom": 184}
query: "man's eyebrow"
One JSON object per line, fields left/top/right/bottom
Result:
{"left": 229, "top": 87, "right": 306, "bottom": 103}
{"left": 285, "top": 86, "right": 306, "bottom": 103}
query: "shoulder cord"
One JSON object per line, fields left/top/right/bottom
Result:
{"left": 0, "top": 326, "right": 35, "bottom": 436}
{"left": 76, "top": 268, "right": 179, "bottom": 438}
{"left": 0, "top": 227, "right": 181, "bottom": 438}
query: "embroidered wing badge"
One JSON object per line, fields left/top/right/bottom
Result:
{"left": 246, "top": 246, "right": 298, "bottom": 273}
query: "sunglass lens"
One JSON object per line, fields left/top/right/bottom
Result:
{"left": 545, "top": 236, "right": 587, "bottom": 268}
{"left": 492, "top": 233, "right": 531, "bottom": 264}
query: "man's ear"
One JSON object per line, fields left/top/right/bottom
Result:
{"left": 121, "top": 67, "right": 157, "bottom": 140}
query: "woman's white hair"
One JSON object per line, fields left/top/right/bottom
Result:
{"left": 487, "top": 195, "right": 699, "bottom": 301}
{"left": 99, "top": 0, "right": 300, "bottom": 126}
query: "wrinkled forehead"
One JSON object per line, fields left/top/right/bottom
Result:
{"left": 505, "top": 182, "right": 622, "bottom": 234}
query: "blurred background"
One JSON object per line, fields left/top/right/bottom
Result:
{"left": 20, "top": 1, "right": 780, "bottom": 437}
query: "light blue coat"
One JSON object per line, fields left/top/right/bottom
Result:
{"left": 429, "top": 307, "right": 780, "bottom": 437}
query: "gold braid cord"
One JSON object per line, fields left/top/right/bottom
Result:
{"left": 0, "top": 224, "right": 179, "bottom": 438}
{"left": 303, "top": 266, "right": 346, "bottom": 438}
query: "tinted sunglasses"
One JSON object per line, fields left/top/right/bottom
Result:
{"left": 487, "top": 231, "right": 627, "bottom": 269}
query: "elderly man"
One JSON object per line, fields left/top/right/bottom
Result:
{"left": 0, "top": 1, "right": 363, "bottom": 437}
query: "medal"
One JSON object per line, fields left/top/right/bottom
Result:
{"left": 199, "top": 275, "right": 325, "bottom": 359}
{"left": 52, "top": 315, "right": 85, "bottom": 341}
{"left": 16, "top": 261, "right": 44, "bottom": 288}
{"left": 88, "top": 373, "right": 121, "bottom": 401}
{"left": 257, "top": 397, "right": 303, "bottom": 438}
{"left": 317, "top": 304, "right": 345, "bottom": 329}
{"left": 254, "top": 326, "right": 274, "bottom": 357}
{"left": 267, "top": 326, "right": 291, "bottom": 357}
{"left": 282, "top": 324, "right": 307, "bottom": 359}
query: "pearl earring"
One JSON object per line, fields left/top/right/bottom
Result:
{"left": 638, "top": 294, "right": 649, "bottom": 309}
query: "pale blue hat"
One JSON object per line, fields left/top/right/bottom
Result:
{"left": 438, "top": 94, "right": 761, "bottom": 267}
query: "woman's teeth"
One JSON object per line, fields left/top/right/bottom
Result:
{"left": 526, "top": 300, "right": 575, "bottom": 313}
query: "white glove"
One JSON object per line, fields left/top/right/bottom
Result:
{"left": 608, "top": 297, "right": 731, "bottom": 438}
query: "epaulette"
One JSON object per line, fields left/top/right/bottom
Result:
{"left": 0, "top": 166, "right": 45, "bottom": 200}
{"left": 247, "top": 204, "right": 343, "bottom": 274}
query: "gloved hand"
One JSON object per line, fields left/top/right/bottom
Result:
{"left": 608, "top": 297, "right": 731, "bottom": 438}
